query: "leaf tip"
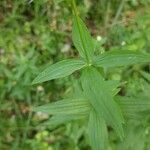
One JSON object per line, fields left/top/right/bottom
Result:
{"left": 31, "top": 79, "right": 37, "bottom": 85}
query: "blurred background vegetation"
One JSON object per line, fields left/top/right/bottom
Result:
{"left": 0, "top": 0, "right": 150, "bottom": 149}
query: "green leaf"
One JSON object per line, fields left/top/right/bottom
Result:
{"left": 81, "top": 67, "right": 124, "bottom": 139}
{"left": 88, "top": 109, "right": 108, "bottom": 150}
{"left": 32, "top": 59, "right": 85, "bottom": 84}
{"left": 94, "top": 50, "right": 150, "bottom": 68}
{"left": 117, "top": 95, "right": 150, "bottom": 113}
{"left": 72, "top": 16, "right": 94, "bottom": 61}
{"left": 33, "top": 98, "right": 90, "bottom": 115}
{"left": 106, "top": 80, "right": 121, "bottom": 96}
{"left": 116, "top": 95, "right": 150, "bottom": 120}
{"left": 140, "top": 71, "right": 150, "bottom": 82}
{"left": 42, "top": 114, "right": 87, "bottom": 128}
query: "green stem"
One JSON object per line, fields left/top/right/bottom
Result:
{"left": 71, "top": 0, "right": 90, "bottom": 64}
{"left": 112, "top": 0, "right": 125, "bottom": 26}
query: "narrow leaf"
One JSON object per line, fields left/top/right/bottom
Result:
{"left": 42, "top": 114, "right": 87, "bottom": 128}
{"left": 81, "top": 67, "right": 124, "bottom": 138}
{"left": 117, "top": 95, "right": 150, "bottom": 113}
{"left": 33, "top": 98, "right": 90, "bottom": 115}
{"left": 94, "top": 50, "right": 150, "bottom": 68}
{"left": 140, "top": 71, "right": 150, "bottom": 82}
{"left": 32, "top": 59, "right": 85, "bottom": 84}
{"left": 106, "top": 80, "right": 121, "bottom": 96}
{"left": 88, "top": 109, "right": 108, "bottom": 150}
{"left": 72, "top": 16, "right": 94, "bottom": 61}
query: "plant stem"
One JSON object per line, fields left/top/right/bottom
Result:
{"left": 112, "top": 0, "right": 125, "bottom": 27}
{"left": 71, "top": 0, "right": 90, "bottom": 64}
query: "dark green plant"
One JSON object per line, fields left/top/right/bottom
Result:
{"left": 32, "top": 0, "right": 150, "bottom": 149}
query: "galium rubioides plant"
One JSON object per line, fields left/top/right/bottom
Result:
{"left": 32, "top": 0, "right": 150, "bottom": 149}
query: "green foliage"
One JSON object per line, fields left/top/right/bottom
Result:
{"left": 1, "top": 0, "right": 150, "bottom": 149}
{"left": 42, "top": 114, "right": 86, "bottom": 128}
{"left": 88, "top": 109, "right": 108, "bottom": 150}
{"left": 32, "top": 1, "right": 150, "bottom": 149}
{"left": 33, "top": 98, "right": 90, "bottom": 115}
{"left": 54, "top": 0, "right": 65, "bottom": 4}
{"left": 117, "top": 95, "right": 150, "bottom": 113}
{"left": 81, "top": 67, "right": 124, "bottom": 139}
{"left": 72, "top": 15, "right": 94, "bottom": 61}
{"left": 32, "top": 59, "right": 85, "bottom": 84}
{"left": 140, "top": 71, "right": 150, "bottom": 82}
{"left": 94, "top": 50, "right": 150, "bottom": 68}
{"left": 117, "top": 95, "right": 150, "bottom": 119}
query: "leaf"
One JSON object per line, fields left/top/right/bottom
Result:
{"left": 72, "top": 79, "right": 85, "bottom": 98}
{"left": 72, "top": 16, "right": 94, "bottom": 61}
{"left": 42, "top": 113, "right": 87, "bottom": 128}
{"left": 116, "top": 95, "right": 150, "bottom": 113}
{"left": 33, "top": 98, "right": 90, "bottom": 115}
{"left": 106, "top": 80, "right": 121, "bottom": 96}
{"left": 32, "top": 59, "right": 85, "bottom": 84}
{"left": 140, "top": 71, "right": 150, "bottom": 82}
{"left": 94, "top": 50, "right": 150, "bottom": 68}
{"left": 116, "top": 95, "right": 150, "bottom": 120}
{"left": 81, "top": 67, "right": 124, "bottom": 139}
{"left": 88, "top": 109, "right": 108, "bottom": 150}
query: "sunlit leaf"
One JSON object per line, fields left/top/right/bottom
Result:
{"left": 32, "top": 59, "right": 85, "bottom": 84}
{"left": 81, "top": 67, "right": 124, "bottom": 139}
{"left": 94, "top": 50, "right": 150, "bottom": 68}
{"left": 88, "top": 109, "right": 108, "bottom": 150}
